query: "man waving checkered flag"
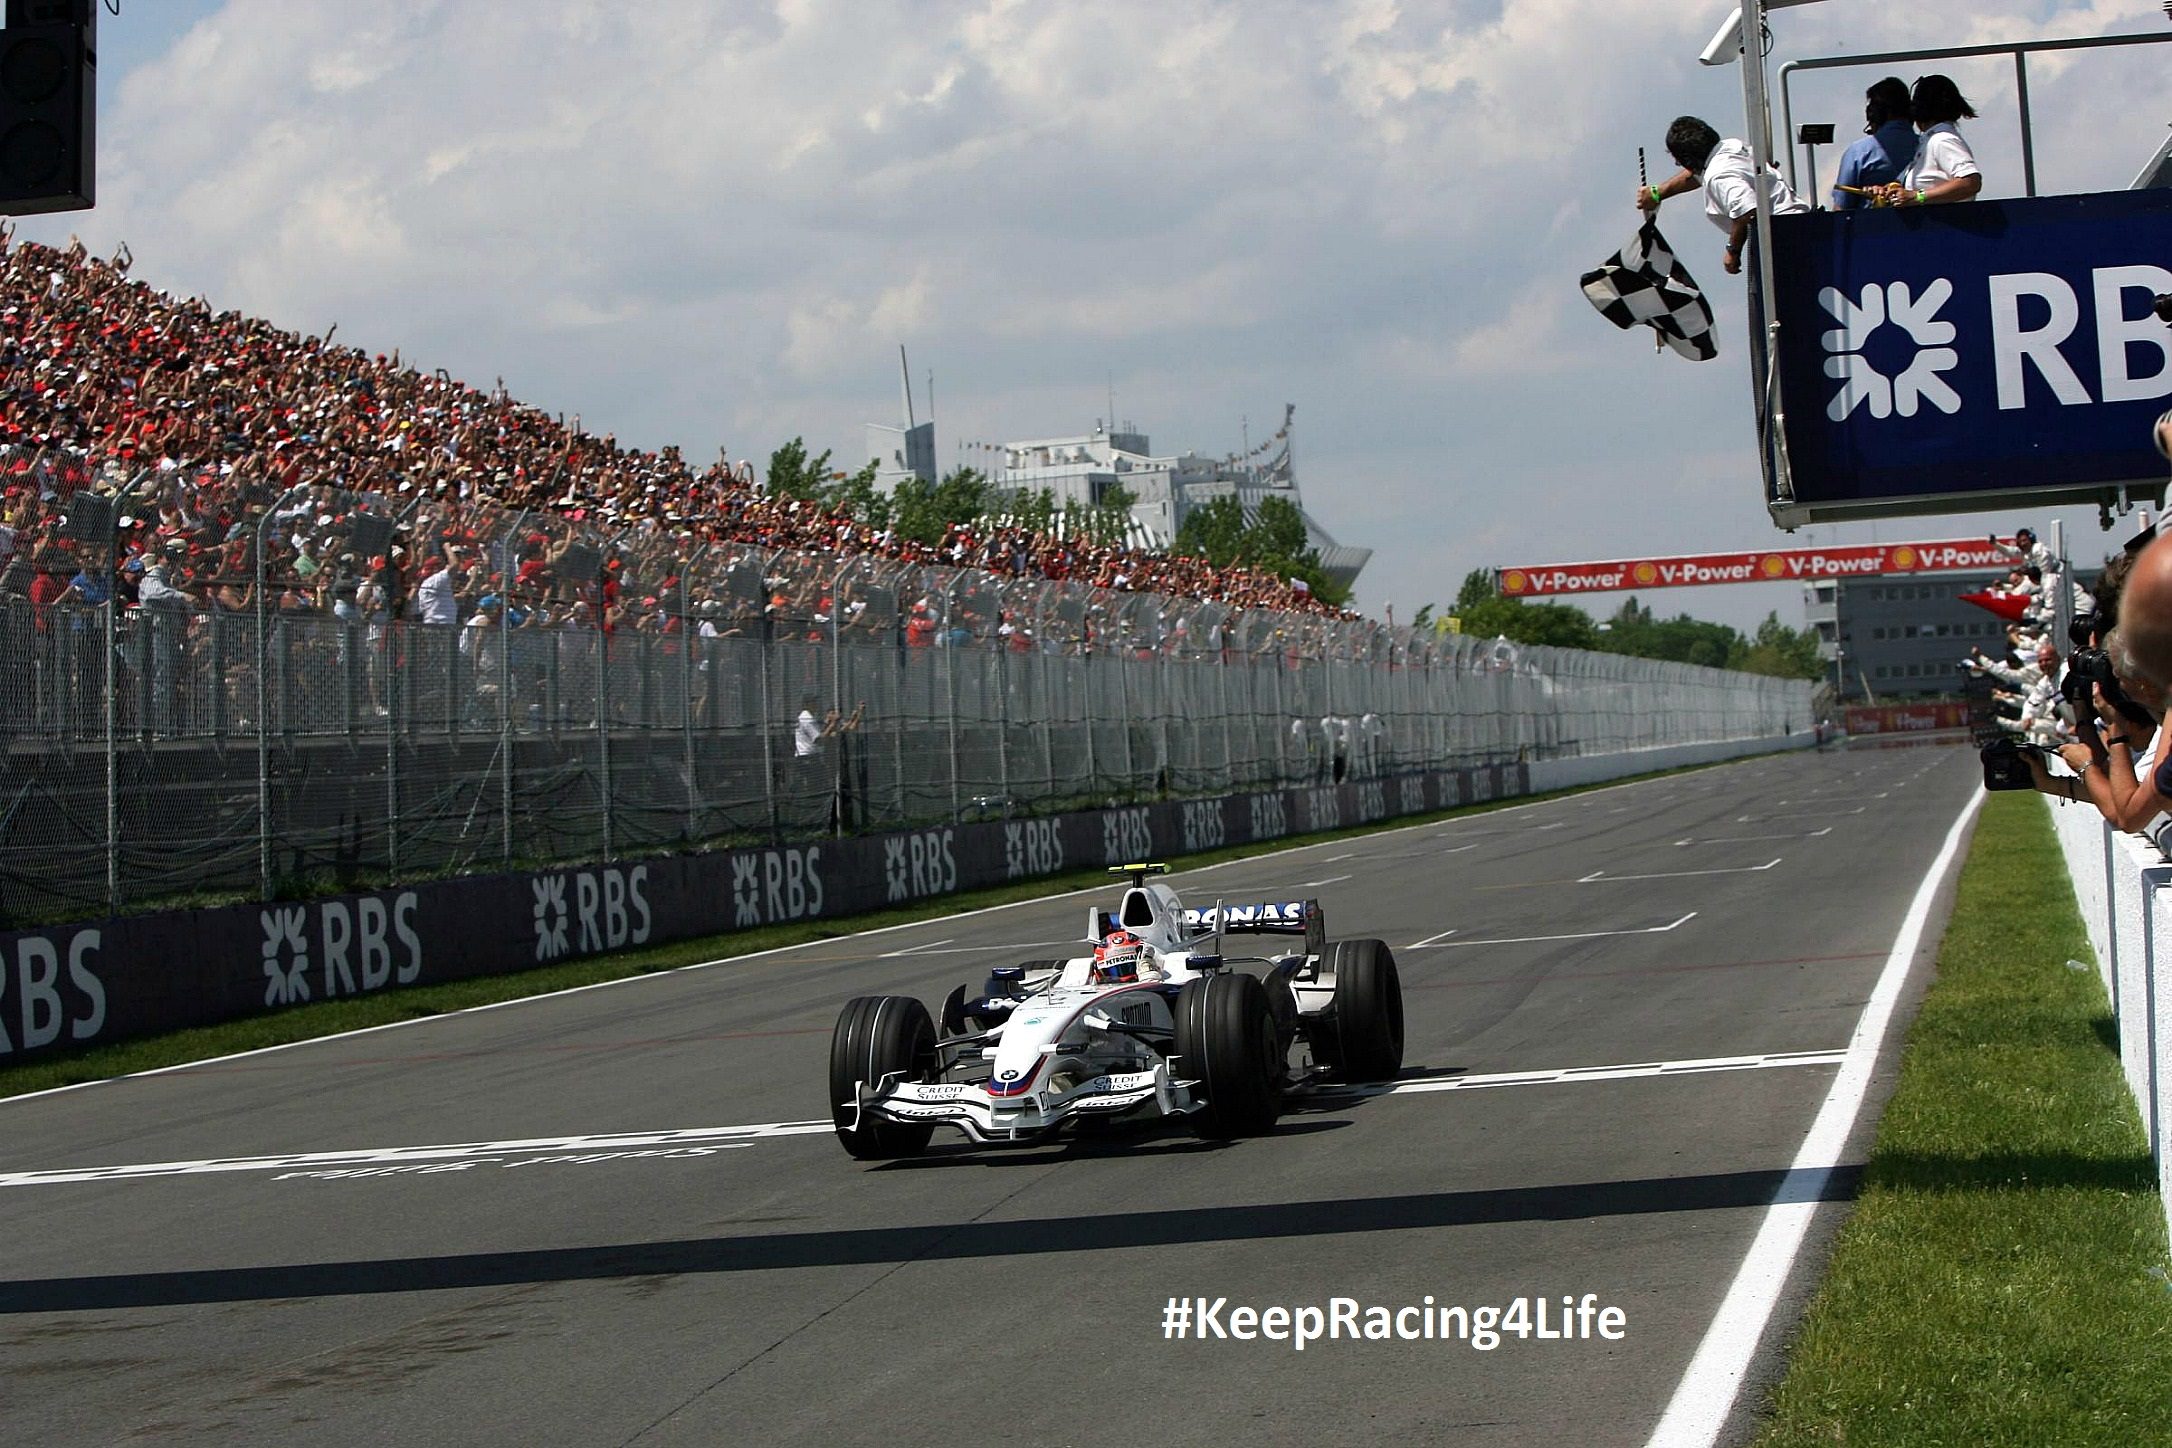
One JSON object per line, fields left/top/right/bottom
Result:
{"left": 1580, "top": 222, "right": 1717, "bottom": 361}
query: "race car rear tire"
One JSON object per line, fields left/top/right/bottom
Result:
{"left": 1314, "top": 938, "right": 1404, "bottom": 1081}
{"left": 1174, "top": 972, "right": 1284, "bottom": 1139}
{"left": 830, "top": 994, "right": 940, "bottom": 1160}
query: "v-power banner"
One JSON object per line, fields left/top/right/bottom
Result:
{"left": 1496, "top": 538, "right": 2016, "bottom": 597}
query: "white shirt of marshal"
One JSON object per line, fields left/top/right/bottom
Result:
{"left": 1900, "top": 123, "right": 1980, "bottom": 194}
{"left": 1701, "top": 138, "right": 1808, "bottom": 234}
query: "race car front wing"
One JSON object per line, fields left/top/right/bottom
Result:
{"left": 851, "top": 1065, "right": 1199, "bottom": 1143}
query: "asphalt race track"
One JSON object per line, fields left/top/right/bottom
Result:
{"left": 1, "top": 744, "right": 1979, "bottom": 1447}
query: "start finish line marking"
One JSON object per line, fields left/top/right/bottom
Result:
{"left": 0, "top": 1050, "right": 1848, "bottom": 1190}
{"left": 0, "top": 1122, "right": 832, "bottom": 1188}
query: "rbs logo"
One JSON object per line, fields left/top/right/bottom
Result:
{"left": 1821, "top": 265, "right": 2172, "bottom": 423}
{"left": 1820, "top": 280, "right": 1959, "bottom": 420}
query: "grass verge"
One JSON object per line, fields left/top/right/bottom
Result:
{"left": 0, "top": 755, "right": 1750, "bottom": 1101}
{"left": 1754, "top": 790, "right": 2172, "bottom": 1447}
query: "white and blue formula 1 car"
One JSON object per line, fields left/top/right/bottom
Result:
{"left": 828, "top": 864, "right": 1405, "bottom": 1159}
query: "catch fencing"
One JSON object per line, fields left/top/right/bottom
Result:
{"left": 0, "top": 448, "right": 1810, "bottom": 923}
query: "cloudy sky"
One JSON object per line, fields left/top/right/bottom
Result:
{"left": 21, "top": 0, "right": 2170, "bottom": 628}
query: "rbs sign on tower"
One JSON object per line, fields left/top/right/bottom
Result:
{"left": 1770, "top": 190, "right": 2172, "bottom": 522}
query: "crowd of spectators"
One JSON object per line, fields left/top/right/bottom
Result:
{"left": 0, "top": 231, "right": 1351, "bottom": 677}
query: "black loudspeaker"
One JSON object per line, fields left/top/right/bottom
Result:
{"left": 7, "top": 1, "right": 94, "bottom": 22}
{"left": 346, "top": 512, "right": 393, "bottom": 562}
{"left": 58, "top": 487, "right": 111, "bottom": 541}
{"left": 0, "top": 1, "right": 92, "bottom": 215}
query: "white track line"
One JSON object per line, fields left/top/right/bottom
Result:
{"left": 871, "top": 941, "right": 1077, "bottom": 958}
{"left": 878, "top": 938, "right": 956, "bottom": 958}
{"left": 0, "top": 1123, "right": 834, "bottom": 1188}
{"left": 1735, "top": 808, "right": 1864, "bottom": 821}
{"left": 1411, "top": 912, "right": 1697, "bottom": 948}
{"left": 1676, "top": 828, "right": 1829, "bottom": 846}
{"left": 1325, "top": 1049, "right": 1844, "bottom": 1101}
{"left": 1, "top": 1050, "right": 1849, "bottom": 1190}
{"left": 0, "top": 752, "right": 1795, "bottom": 1109}
{"left": 1300, "top": 874, "right": 1353, "bottom": 887}
{"left": 1577, "top": 859, "right": 1780, "bottom": 884}
{"left": 1642, "top": 790, "right": 1982, "bottom": 1448}
{"left": 1407, "top": 928, "right": 1460, "bottom": 948}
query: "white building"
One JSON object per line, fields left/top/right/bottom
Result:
{"left": 994, "top": 406, "right": 1370, "bottom": 589}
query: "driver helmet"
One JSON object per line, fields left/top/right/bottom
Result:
{"left": 1093, "top": 929, "right": 1146, "bottom": 983}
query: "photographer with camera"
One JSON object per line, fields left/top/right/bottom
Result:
{"left": 2002, "top": 552, "right": 2171, "bottom": 844}
{"left": 2022, "top": 637, "right": 2161, "bottom": 823}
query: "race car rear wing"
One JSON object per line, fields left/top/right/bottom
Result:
{"left": 1179, "top": 900, "right": 1324, "bottom": 958}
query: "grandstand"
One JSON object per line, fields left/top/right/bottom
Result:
{"left": 0, "top": 235, "right": 1350, "bottom": 624}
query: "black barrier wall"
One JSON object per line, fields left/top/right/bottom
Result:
{"left": 0, "top": 764, "right": 1525, "bottom": 1062}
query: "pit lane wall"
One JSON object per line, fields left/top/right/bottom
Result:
{"left": 0, "top": 732, "right": 1814, "bottom": 1063}
{"left": 2047, "top": 801, "right": 2172, "bottom": 1237}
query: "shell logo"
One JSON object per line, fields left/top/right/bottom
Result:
{"left": 1892, "top": 546, "right": 1918, "bottom": 569}
{"left": 1502, "top": 570, "right": 1529, "bottom": 595}
{"left": 1631, "top": 562, "right": 1659, "bottom": 585}
{"left": 1759, "top": 554, "right": 1787, "bottom": 579}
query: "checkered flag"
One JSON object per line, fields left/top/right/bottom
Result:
{"left": 1580, "top": 222, "right": 1717, "bottom": 361}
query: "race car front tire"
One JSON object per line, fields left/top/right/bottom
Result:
{"left": 1313, "top": 938, "right": 1405, "bottom": 1081}
{"left": 1174, "top": 972, "right": 1284, "bottom": 1139}
{"left": 830, "top": 994, "right": 940, "bottom": 1160}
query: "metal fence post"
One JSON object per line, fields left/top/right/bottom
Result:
{"left": 103, "top": 566, "right": 117, "bottom": 914}
{"left": 1079, "top": 647, "right": 1097, "bottom": 795}
{"left": 890, "top": 618, "right": 905, "bottom": 827}
{"left": 598, "top": 599, "right": 614, "bottom": 863}
{"left": 1216, "top": 626, "right": 1235, "bottom": 790}
{"left": 254, "top": 517, "right": 272, "bottom": 901}
{"left": 760, "top": 630, "right": 778, "bottom": 840}
{"left": 944, "top": 608, "right": 962, "bottom": 820}
{"left": 499, "top": 522, "right": 516, "bottom": 866}
{"left": 386, "top": 619, "right": 401, "bottom": 879}
{"left": 831, "top": 561, "right": 847, "bottom": 836}
{"left": 995, "top": 644, "right": 1011, "bottom": 810}
{"left": 684, "top": 548, "right": 705, "bottom": 844}
{"left": 1117, "top": 644, "right": 1136, "bottom": 795}
{"left": 1038, "top": 634, "right": 1056, "bottom": 799}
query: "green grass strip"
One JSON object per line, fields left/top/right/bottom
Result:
{"left": 0, "top": 756, "right": 1749, "bottom": 1101}
{"left": 1755, "top": 790, "right": 2172, "bottom": 1448}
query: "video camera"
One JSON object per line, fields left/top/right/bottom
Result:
{"left": 1980, "top": 735, "right": 2046, "bottom": 791}
{"left": 2063, "top": 645, "right": 2159, "bottom": 733}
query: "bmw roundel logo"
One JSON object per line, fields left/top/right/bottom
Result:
{"left": 996, "top": 1069, "right": 1020, "bottom": 1082}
